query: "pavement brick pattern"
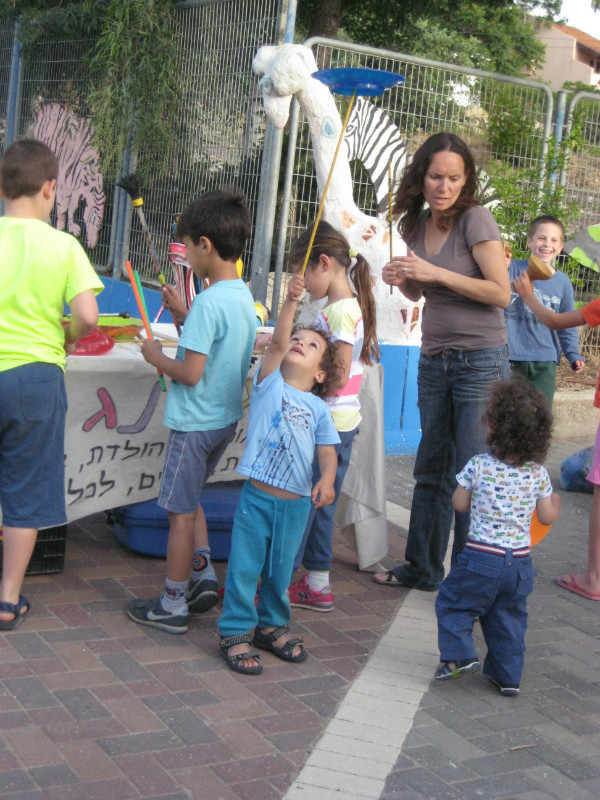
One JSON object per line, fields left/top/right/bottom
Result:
{"left": 2, "top": 437, "right": 600, "bottom": 799}
{"left": 381, "top": 439, "right": 600, "bottom": 800}
{"left": 0, "top": 497, "right": 407, "bottom": 799}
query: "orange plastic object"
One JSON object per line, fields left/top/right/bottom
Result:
{"left": 530, "top": 508, "right": 551, "bottom": 546}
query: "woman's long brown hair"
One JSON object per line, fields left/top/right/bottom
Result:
{"left": 393, "top": 132, "right": 480, "bottom": 245}
{"left": 289, "top": 220, "right": 380, "bottom": 365}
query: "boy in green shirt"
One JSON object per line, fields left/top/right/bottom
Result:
{"left": 0, "top": 138, "right": 103, "bottom": 630}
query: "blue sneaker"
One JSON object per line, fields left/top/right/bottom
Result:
{"left": 127, "top": 596, "right": 188, "bottom": 634}
{"left": 186, "top": 578, "right": 219, "bottom": 614}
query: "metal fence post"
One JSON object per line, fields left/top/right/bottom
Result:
{"left": 249, "top": 0, "right": 297, "bottom": 305}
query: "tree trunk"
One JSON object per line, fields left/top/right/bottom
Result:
{"left": 307, "top": 0, "right": 342, "bottom": 40}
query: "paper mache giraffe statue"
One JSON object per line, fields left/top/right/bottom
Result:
{"left": 252, "top": 43, "right": 422, "bottom": 345}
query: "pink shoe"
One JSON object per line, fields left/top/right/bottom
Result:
{"left": 288, "top": 574, "right": 334, "bottom": 612}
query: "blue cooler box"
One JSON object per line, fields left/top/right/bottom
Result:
{"left": 110, "top": 481, "right": 244, "bottom": 559}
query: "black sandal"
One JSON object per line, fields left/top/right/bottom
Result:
{"left": 220, "top": 635, "right": 263, "bottom": 675}
{"left": 253, "top": 625, "right": 307, "bottom": 663}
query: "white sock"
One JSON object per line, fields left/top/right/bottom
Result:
{"left": 307, "top": 571, "right": 329, "bottom": 592}
{"left": 161, "top": 578, "right": 189, "bottom": 614}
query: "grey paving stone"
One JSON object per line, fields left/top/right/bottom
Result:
{"left": 53, "top": 688, "right": 111, "bottom": 721}
{"left": 7, "top": 634, "right": 56, "bottom": 661}
{"left": 156, "top": 708, "right": 220, "bottom": 745}
{"left": 0, "top": 771, "right": 36, "bottom": 794}
{"left": 3, "top": 677, "right": 58, "bottom": 710}
{"left": 537, "top": 687, "right": 600, "bottom": 717}
{"left": 527, "top": 742, "right": 600, "bottom": 781}
{"left": 98, "top": 652, "right": 153, "bottom": 682}
{"left": 478, "top": 708, "right": 553, "bottom": 732}
{"left": 28, "top": 765, "right": 78, "bottom": 788}
{"left": 536, "top": 702, "right": 600, "bottom": 735}
{"left": 422, "top": 705, "right": 492, "bottom": 738}
{"left": 393, "top": 767, "right": 467, "bottom": 799}
{"left": 524, "top": 765, "right": 598, "bottom": 800}
{"left": 98, "top": 730, "right": 183, "bottom": 756}
{"left": 399, "top": 745, "right": 477, "bottom": 782}
{"left": 455, "top": 773, "right": 538, "bottom": 798}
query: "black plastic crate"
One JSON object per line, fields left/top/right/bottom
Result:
{"left": 0, "top": 525, "right": 67, "bottom": 576}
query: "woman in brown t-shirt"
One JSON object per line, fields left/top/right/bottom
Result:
{"left": 375, "top": 132, "right": 510, "bottom": 591}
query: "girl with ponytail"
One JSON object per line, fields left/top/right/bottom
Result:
{"left": 287, "top": 220, "right": 378, "bottom": 612}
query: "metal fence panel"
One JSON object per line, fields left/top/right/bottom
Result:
{"left": 1, "top": 0, "right": 284, "bottom": 284}
{"left": 561, "top": 91, "right": 600, "bottom": 353}
{"left": 0, "top": 21, "right": 15, "bottom": 145}
{"left": 270, "top": 37, "right": 555, "bottom": 317}
{"left": 125, "top": 0, "right": 283, "bottom": 285}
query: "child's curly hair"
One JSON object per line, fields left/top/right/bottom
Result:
{"left": 292, "top": 326, "right": 345, "bottom": 399}
{"left": 483, "top": 377, "right": 553, "bottom": 466}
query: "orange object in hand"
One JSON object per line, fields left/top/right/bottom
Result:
{"left": 530, "top": 508, "right": 551, "bottom": 546}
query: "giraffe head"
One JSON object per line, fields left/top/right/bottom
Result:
{"left": 252, "top": 44, "right": 318, "bottom": 130}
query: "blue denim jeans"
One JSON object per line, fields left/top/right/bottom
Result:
{"left": 293, "top": 427, "right": 358, "bottom": 572}
{"left": 436, "top": 547, "right": 535, "bottom": 686}
{"left": 401, "top": 345, "right": 509, "bottom": 589}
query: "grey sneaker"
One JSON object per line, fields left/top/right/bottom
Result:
{"left": 127, "top": 596, "right": 188, "bottom": 634}
{"left": 186, "top": 578, "right": 219, "bottom": 614}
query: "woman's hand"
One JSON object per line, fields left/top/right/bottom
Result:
{"left": 394, "top": 250, "right": 442, "bottom": 285}
{"left": 383, "top": 255, "right": 424, "bottom": 302}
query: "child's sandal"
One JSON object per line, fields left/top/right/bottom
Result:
{"left": 253, "top": 625, "right": 308, "bottom": 663}
{"left": 220, "top": 635, "right": 263, "bottom": 675}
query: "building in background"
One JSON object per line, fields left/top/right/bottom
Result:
{"left": 531, "top": 19, "right": 600, "bottom": 90}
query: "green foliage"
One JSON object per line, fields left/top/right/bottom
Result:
{"left": 491, "top": 136, "right": 582, "bottom": 257}
{"left": 86, "top": 0, "right": 181, "bottom": 178}
{"left": 2, "top": 1, "right": 182, "bottom": 179}
{"left": 486, "top": 86, "right": 544, "bottom": 166}
{"left": 298, "top": 0, "right": 557, "bottom": 76}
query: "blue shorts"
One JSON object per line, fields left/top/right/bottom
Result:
{"left": 158, "top": 423, "right": 237, "bottom": 513}
{"left": 0, "top": 363, "right": 67, "bottom": 528}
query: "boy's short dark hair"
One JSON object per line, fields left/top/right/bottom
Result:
{"left": 176, "top": 187, "right": 251, "bottom": 261}
{"left": 528, "top": 215, "right": 565, "bottom": 241}
{"left": 0, "top": 138, "right": 59, "bottom": 199}
{"left": 484, "top": 378, "right": 553, "bottom": 466}
{"left": 300, "top": 327, "right": 345, "bottom": 399}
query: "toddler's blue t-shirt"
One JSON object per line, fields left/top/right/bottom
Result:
{"left": 238, "top": 367, "right": 340, "bottom": 496}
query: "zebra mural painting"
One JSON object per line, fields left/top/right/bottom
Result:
{"left": 343, "top": 98, "right": 501, "bottom": 216}
{"left": 31, "top": 104, "right": 106, "bottom": 249}
{"left": 344, "top": 97, "right": 408, "bottom": 210}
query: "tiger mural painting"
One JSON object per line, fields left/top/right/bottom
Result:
{"left": 32, "top": 104, "right": 106, "bottom": 249}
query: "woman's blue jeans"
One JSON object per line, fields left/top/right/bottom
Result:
{"left": 403, "top": 345, "right": 509, "bottom": 589}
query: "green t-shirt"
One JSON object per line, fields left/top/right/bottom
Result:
{"left": 0, "top": 217, "right": 104, "bottom": 372}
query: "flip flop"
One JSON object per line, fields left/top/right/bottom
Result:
{"left": 556, "top": 574, "right": 600, "bottom": 601}
{"left": 0, "top": 595, "right": 31, "bottom": 630}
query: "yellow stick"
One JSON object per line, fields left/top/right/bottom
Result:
{"left": 301, "top": 89, "right": 357, "bottom": 276}
{"left": 388, "top": 159, "right": 394, "bottom": 294}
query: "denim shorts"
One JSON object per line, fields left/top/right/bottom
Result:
{"left": 158, "top": 423, "right": 237, "bottom": 513}
{"left": 0, "top": 362, "right": 67, "bottom": 528}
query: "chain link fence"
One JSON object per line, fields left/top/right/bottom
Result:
{"left": 0, "top": 0, "right": 284, "bottom": 284}
{"left": 270, "top": 37, "right": 556, "bottom": 316}
{"left": 560, "top": 91, "right": 600, "bottom": 355}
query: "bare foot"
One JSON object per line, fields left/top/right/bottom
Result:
{"left": 226, "top": 643, "right": 260, "bottom": 670}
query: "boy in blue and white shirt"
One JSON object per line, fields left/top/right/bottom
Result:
{"left": 434, "top": 379, "right": 560, "bottom": 696}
